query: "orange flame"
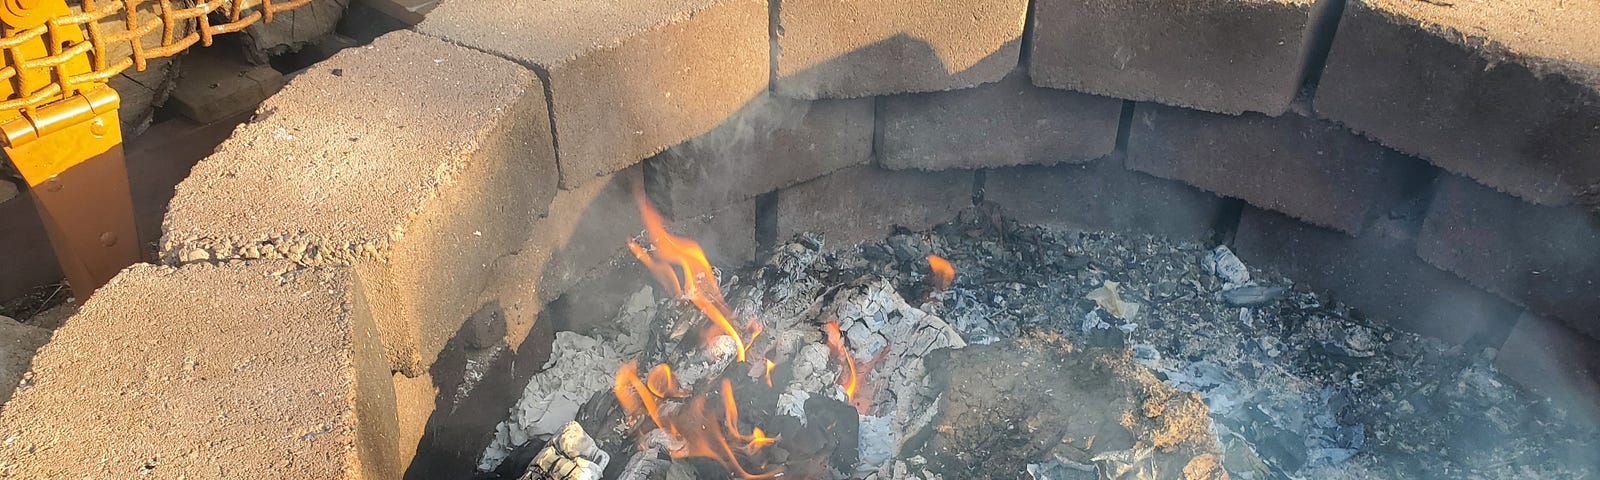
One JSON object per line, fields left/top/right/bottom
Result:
{"left": 764, "top": 360, "right": 775, "bottom": 388}
{"left": 615, "top": 361, "right": 778, "bottom": 479}
{"left": 617, "top": 185, "right": 777, "bottom": 478}
{"left": 627, "top": 186, "right": 758, "bottom": 362}
{"left": 927, "top": 254, "right": 955, "bottom": 291}
{"left": 823, "top": 320, "right": 858, "bottom": 400}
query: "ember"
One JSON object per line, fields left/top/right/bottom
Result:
{"left": 926, "top": 254, "right": 954, "bottom": 291}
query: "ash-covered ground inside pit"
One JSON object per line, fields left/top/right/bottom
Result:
{"left": 482, "top": 210, "right": 1600, "bottom": 480}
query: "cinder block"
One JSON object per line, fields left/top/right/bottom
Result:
{"left": 1416, "top": 175, "right": 1600, "bottom": 340}
{"left": 418, "top": 0, "right": 769, "bottom": 188}
{"left": 0, "top": 261, "right": 400, "bottom": 480}
{"left": 1029, "top": 0, "right": 1328, "bottom": 115}
{"left": 1233, "top": 206, "right": 1521, "bottom": 346}
{"left": 879, "top": 69, "right": 1123, "bottom": 171}
{"left": 646, "top": 93, "right": 872, "bottom": 219}
{"left": 161, "top": 31, "right": 558, "bottom": 376}
{"left": 1128, "top": 103, "right": 1427, "bottom": 235}
{"left": 773, "top": 0, "right": 1027, "bottom": 99}
{"left": 985, "top": 158, "right": 1225, "bottom": 241}
{"left": 169, "top": 45, "right": 287, "bottom": 124}
{"left": 776, "top": 165, "right": 974, "bottom": 247}
{"left": 1494, "top": 313, "right": 1600, "bottom": 424}
{"left": 1315, "top": 0, "right": 1600, "bottom": 208}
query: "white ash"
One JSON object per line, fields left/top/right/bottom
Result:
{"left": 867, "top": 455, "right": 942, "bottom": 480}
{"left": 819, "top": 279, "right": 965, "bottom": 459}
{"left": 786, "top": 343, "right": 837, "bottom": 394}
{"left": 612, "top": 287, "right": 658, "bottom": 356}
{"left": 666, "top": 335, "right": 739, "bottom": 389}
{"left": 1084, "top": 280, "right": 1141, "bottom": 321}
{"left": 520, "top": 421, "right": 611, "bottom": 480}
{"left": 479, "top": 332, "right": 621, "bottom": 471}
{"left": 776, "top": 390, "right": 811, "bottom": 425}
{"left": 856, "top": 414, "right": 893, "bottom": 474}
{"left": 1201, "top": 245, "right": 1250, "bottom": 286}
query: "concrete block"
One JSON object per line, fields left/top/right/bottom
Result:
{"left": 776, "top": 165, "right": 974, "bottom": 247}
{"left": 1494, "top": 312, "right": 1600, "bottom": 424}
{"left": 355, "top": 0, "right": 437, "bottom": 25}
{"left": 418, "top": 0, "right": 769, "bottom": 188}
{"left": 0, "top": 261, "right": 400, "bottom": 480}
{"left": 1416, "top": 174, "right": 1600, "bottom": 340}
{"left": 1128, "top": 103, "right": 1427, "bottom": 235}
{"left": 879, "top": 69, "right": 1123, "bottom": 171}
{"left": 1029, "top": 0, "right": 1327, "bottom": 115}
{"left": 1315, "top": 0, "right": 1600, "bottom": 208}
{"left": 169, "top": 45, "right": 287, "bottom": 124}
{"left": 985, "top": 158, "right": 1226, "bottom": 241}
{"left": 161, "top": 31, "right": 558, "bottom": 376}
{"left": 646, "top": 93, "right": 873, "bottom": 218}
{"left": 773, "top": 0, "right": 1027, "bottom": 99}
{"left": 1233, "top": 206, "right": 1521, "bottom": 346}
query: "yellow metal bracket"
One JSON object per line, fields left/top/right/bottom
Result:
{"left": 3, "top": 0, "right": 139, "bottom": 295}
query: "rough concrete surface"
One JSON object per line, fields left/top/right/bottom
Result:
{"left": 1030, "top": 0, "right": 1324, "bottom": 115}
{"left": 418, "top": 0, "right": 769, "bottom": 188}
{"left": 1128, "top": 103, "right": 1427, "bottom": 235}
{"left": 1233, "top": 207, "right": 1521, "bottom": 347}
{"left": 775, "top": 165, "right": 974, "bottom": 247}
{"left": 1315, "top": 0, "right": 1600, "bottom": 207}
{"left": 879, "top": 68, "right": 1123, "bottom": 171}
{"left": 1416, "top": 175, "right": 1600, "bottom": 341}
{"left": 161, "top": 31, "right": 557, "bottom": 376}
{"left": 773, "top": 0, "right": 1027, "bottom": 99}
{"left": 646, "top": 93, "right": 872, "bottom": 219}
{"left": 0, "top": 261, "right": 400, "bottom": 480}
{"left": 0, "top": 314, "right": 49, "bottom": 406}
{"left": 985, "top": 158, "right": 1226, "bottom": 241}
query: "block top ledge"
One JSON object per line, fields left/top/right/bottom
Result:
{"left": 163, "top": 30, "right": 537, "bottom": 254}
{"left": 417, "top": 0, "right": 728, "bottom": 65}
{"left": 1354, "top": 0, "right": 1600, "bottom": 77}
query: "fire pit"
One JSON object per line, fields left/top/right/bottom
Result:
{"left": 1, "top": 0, "right": 1596, "bottom": 479}
{"left": 465, "top": 192, "right": 1597, "bottom": 480}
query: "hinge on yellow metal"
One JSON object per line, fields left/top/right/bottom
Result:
{"left": 3, "top": 87, "right": 123, "bottom": 186}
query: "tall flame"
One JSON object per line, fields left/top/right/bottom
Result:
{"left": 616, "top": 185, "right": 777, "bottom": 479}
{"left": 927, "top": 254, "right": 955, "bottom": 291}
{"left": 823, "top": 320, "right": 858, "bottom": 400}
{"left": 627, "top": 186, "right": 758, "bottom": 362}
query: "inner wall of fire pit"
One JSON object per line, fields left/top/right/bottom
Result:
{"left": 413, "top": 70, "right": 1600, "bottom": 480}
{"left": 389, "top": 13, "right": 1600, "bottom": 480}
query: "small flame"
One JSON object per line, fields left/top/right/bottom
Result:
{"left": 627, "top": 186, "right": 757, "bottom": 361}
{"left": 615, "top": 362, "right": 778, "bottom": 479}
{"left": 764, "top": 360, "right": 775, "bottom": 388}
{"left": 823, "top": 320, "right": 858, "bottom": 400}
{"left": 927, "top": 254, "right": 955, "bottom": 291}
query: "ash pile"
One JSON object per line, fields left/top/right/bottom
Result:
{"left": 474, "top": 208, "right": 1599, "bottom": 480}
